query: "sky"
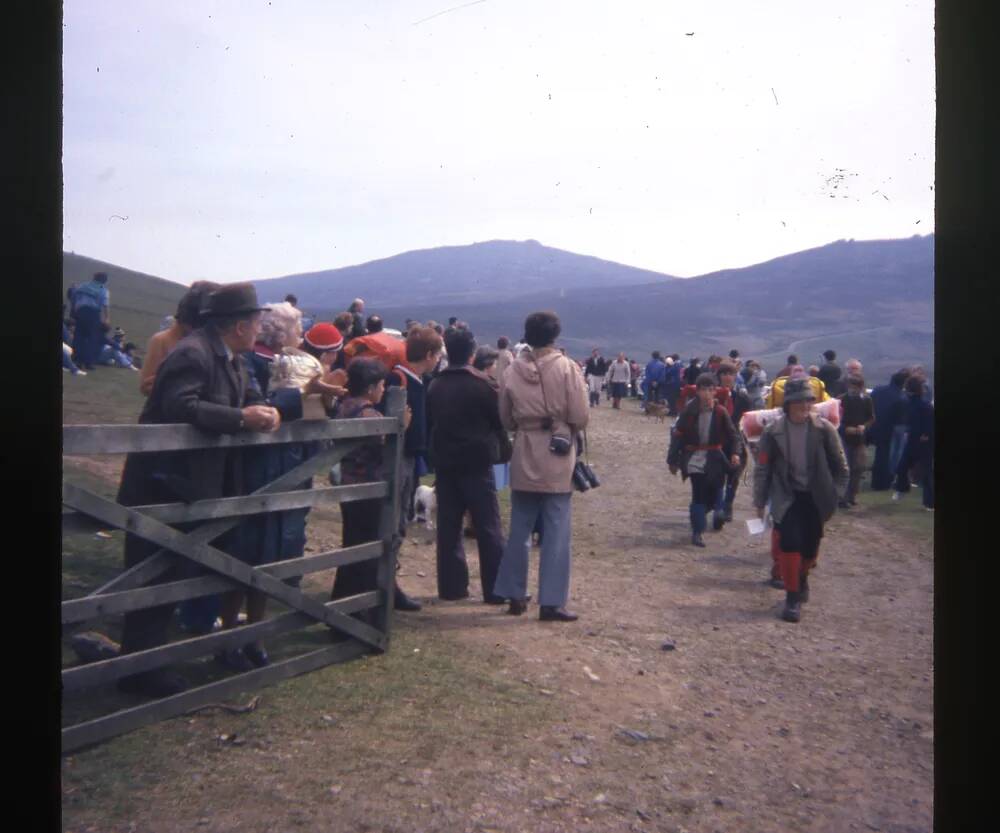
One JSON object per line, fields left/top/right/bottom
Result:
{"left": 63, "top": 1, "right": 935, "bottom": 285}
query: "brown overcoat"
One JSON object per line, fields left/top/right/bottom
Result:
{"left": 499, "top": 347, "right": 589, "bottom": 493}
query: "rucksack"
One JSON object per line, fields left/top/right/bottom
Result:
{"left": 342, "top": 331, "right": 406, "bottom": 372}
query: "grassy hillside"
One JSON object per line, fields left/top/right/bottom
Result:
{"left": 64, "top": 253, "right": 188, "bottom": 349}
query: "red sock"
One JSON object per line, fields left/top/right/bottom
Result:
{"left": 779, "top": 551, "right": 803, "bottom": 593}
{"left": 770, "top": 529, "right": 782, "bottom": 579}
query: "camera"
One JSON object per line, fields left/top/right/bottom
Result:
{"left": 549, "top": 433, "right": 572, "bottom": 456}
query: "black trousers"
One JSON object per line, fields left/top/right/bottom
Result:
{"left": 775, "top": 491, "right": 823, "bottom": 561}
{"left": 689, "top": 473, "right": 722, "bottom": 508}
{"left": 435, "top": 466, "right": 505, "bottom": 600}
{"left": 71, "top": 305, "right": 102, "bottom": 367}
{"left": 870, "top": 439, "right": 893, "bottom": 490}
{"left": 330, "top": 497, "right": 383, "bottom": 601}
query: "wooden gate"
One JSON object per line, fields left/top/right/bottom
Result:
{"left": 61, "top": 388, "right": 406, "bottom": 752}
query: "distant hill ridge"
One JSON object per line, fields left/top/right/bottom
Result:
{"left": 63, "top": 234, "right": 933, "bottom": 383}
{"left": 250, "top": 239, "right": 681, "bottom": 309}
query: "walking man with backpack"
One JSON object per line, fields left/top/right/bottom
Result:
{"left": 752, "top": 378, "right": 849, "bottom": 622}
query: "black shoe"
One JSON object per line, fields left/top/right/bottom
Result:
{"left": 507, "top": 599, "right": 528, "bottom": 616}
{"left": 838, "top": 499, "right": 850, "bottom": 509}
{"left": 117, "top": 668, "right": 188, "bottom": 698}
{"left": 712, "top": 512, "right": 725, "bottom": 531}
{"left": 215, "top": 647, "right": 255, "bottom": 672}
{"left": 723, "top": 502, "right": 734, "bottom": 523}
{"left": 799, "top": 575, "right": 810, "bottom": 604}
{"left": 539, "top": 606, "right": 578, "bottom": 622}
{"left": 243, "top": 643, "right": 270, "bottom": 668}
{"left": 438, "top": 590, "right": 469, "bottom": 602}
{"left": 781, "top": 592, "right": 802, "bottom": 623}
{"left": 768, "top": 576, "right": 785, "bottom": 589}
{"left": 692, "top": 532, "right": 705, "bottom": 547}
{"left": 394, "top": 586, "right": 423, "bottom": 611}
{"left": 486, "top": 592, "right": 531, "bottom": 605}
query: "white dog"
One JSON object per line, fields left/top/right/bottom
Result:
{"left": 413, "top": 484, "right": 437, "bottom": 530}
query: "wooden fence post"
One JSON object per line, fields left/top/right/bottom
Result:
{"left": 375, "top": 386, "right": 406, "bottom": 641}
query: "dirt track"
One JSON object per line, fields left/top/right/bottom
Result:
{"left": 63, "top": 398, "right": 933, "bottom": 833}
{"left": 390, "top": 400, "right": 932, "bottom": 833}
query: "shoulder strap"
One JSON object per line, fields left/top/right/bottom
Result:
{"left": 529, "top": 351, "right": 554, "bottom": 419}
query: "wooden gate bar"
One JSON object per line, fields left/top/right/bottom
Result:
{"left": 82, "top": 441, "right": 352, "bottom": 598}
{"left": 63, "top": 484, "right": 386, "bottom": 650}
{"left": 372, "top": 391, "right": 406, "bottom": 637}
{"left": 62, "top": 541, "right": 384, "bottom": 624}
{"left": 62, "top": 481, "right": 388, "bottom": 533}
{"left": 62, "top": 641, "right": 370, "bottom": 753}
{"left": 63, "top": 416, "right": 397, "bottom": 455}
{"left": 63, "top": 591, "right": 380, "bottom": 691}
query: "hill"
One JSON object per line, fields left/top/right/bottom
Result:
{"left": 63, "top": 253, "right": 187, "bottom": 348}
{"left": 250, "top": 239, "right": 680, "bottom": 310}
{"left": 63, "top": 234, "right": 934, "bottom": 384}
{"left": 372, "top": 236, "right": 934, "bottom": 383}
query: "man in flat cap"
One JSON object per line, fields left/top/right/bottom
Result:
{"left": 114, "top": 283, "right": 306, "bottom": 697}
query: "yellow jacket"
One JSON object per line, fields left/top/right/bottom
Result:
{"left": 765, "top": 375, "right": 830, "bottom": 409}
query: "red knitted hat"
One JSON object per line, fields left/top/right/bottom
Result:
{"left": 304, "top": 322, "right": 344, "bottom": 352}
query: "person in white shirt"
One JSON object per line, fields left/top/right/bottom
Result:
{"left": 606, "top": 352, "right": 632, "bottom": 409}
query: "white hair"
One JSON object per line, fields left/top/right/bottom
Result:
{"left": 259, "top": 302, "right": 302, "bottom": 350}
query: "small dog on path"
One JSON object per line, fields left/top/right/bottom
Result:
{"left": 644, "top": 402, "right": 669, "bottom": 421}
{"left": 413, "top": 484, "right": 436, "bottom": 530}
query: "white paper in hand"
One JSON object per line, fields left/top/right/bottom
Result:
{"left": 746, "top": 517, "right": 766, "bottom": 536}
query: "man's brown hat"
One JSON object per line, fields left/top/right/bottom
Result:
{"left": 203, "top": 282, "right": 266, "bottom": 318}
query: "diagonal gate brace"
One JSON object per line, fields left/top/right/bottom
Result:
{"left": 62, "top": 482, "right": 386, "bottom": 651}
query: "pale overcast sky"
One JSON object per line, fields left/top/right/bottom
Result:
{"left": 63, "top": 1, "right": 934, "bottom": 285}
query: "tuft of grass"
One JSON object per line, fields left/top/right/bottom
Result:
{"left": 63, "top": 363, "right": 146, "bottom": 425}
{"left": 852, "top": 487, "right": 934, "bottom": 540}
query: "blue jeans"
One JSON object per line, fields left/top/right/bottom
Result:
{"left": 493, "top": 491, "right": 572, "bottom": 607}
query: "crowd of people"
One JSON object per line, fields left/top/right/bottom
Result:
{"left": 105, "top": 277, "right": 590, "bottom": 697}
{"left": 68, "top": 269, "right": 934, "bottom": 694}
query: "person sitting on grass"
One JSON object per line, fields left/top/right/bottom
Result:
{"left": 97, "top": 323, "right": 139, "bottom": 370}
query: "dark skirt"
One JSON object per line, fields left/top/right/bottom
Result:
{"left": 238, "top": 441, "right": 318, "bottom": 566}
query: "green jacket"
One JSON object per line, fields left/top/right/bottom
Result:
{"left": 752, "top": 413, "right": 849, "bottom": 524}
